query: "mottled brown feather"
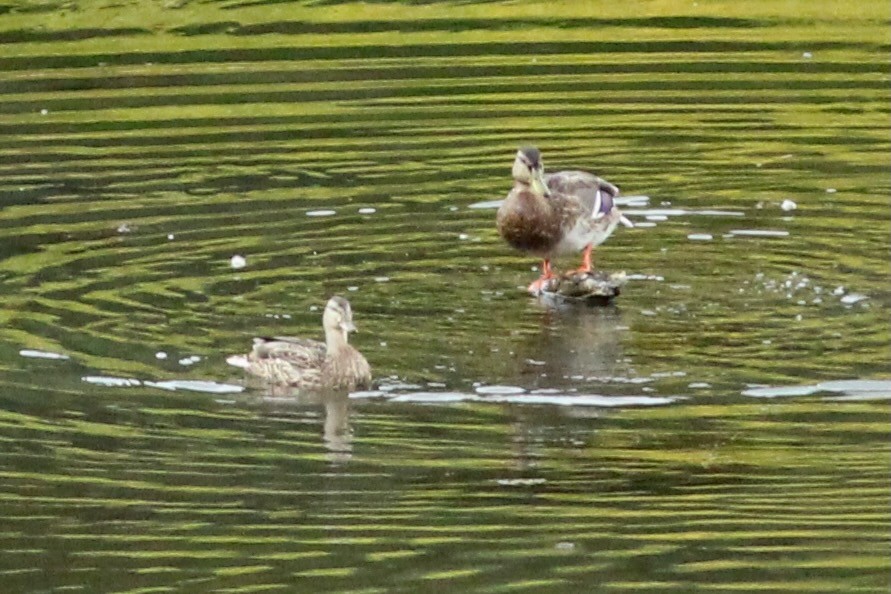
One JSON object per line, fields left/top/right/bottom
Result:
{"left": 496, "top": 186, "right": 586, "bottom": 258}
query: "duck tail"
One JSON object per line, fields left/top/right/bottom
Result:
{"left": 226, "top": 354, "right": 250, "bottom": 369}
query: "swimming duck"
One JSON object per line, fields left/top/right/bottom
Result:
{"left": 496, "top": 146, "right": 633, "bottom": 294}
{"left": 227, "top": 296, "right": 371, "bottom": 391}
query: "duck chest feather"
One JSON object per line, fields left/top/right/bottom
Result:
{"left": 496, "top": 193, "right": 563, "bottom": 254}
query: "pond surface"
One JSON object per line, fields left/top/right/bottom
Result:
{"left": 1, "top": 1, "right": 889, "bottom": 592}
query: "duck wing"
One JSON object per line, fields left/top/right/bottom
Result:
{"left": 251, "top": 336, "right": 326, "bottom": 367}
{"left": 546, "top": 170, "right": 620, "bottom": 219}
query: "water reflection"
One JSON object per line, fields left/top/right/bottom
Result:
{"left": 522, "top": 303, "right": 627, "bottom": 387}
{"left": 253, "top": 386, "right": 354, "bottom": 464}
{"left": 0, "top": 1, "right": 889, "bottom": 592}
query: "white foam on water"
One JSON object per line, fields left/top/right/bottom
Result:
{"left": 729, "top": 229, "right": 790, "bottom": 237}
{"left": 20, "top": 349, "right": 70, "bottom": 360}
{"left": 144, "top": 380, "right": 244, "bottom": 394}
{"left": 82, "top": 375, "right": 242, "bottom": 394}
{"left": 476, "top": 385, "right": 526, "bottom": 396}
{"left": 82, "top": 376, "right": 141, "bottom": 387}
{"left": 742, "top": 385, "right": 820, "bottom": 398}
{"left": 624, "top": 208, "right": 745, "bottom": 218}
{"left": 743, "top": 379, "right": 891, "bottom": 400}
{"left": 367, "top": 390, "right": 678, "bottom": 408}
{"left": 816, "top": 379, "right": 891, "bottom": 394}
{"left": 306, "top": 209, "right": 336, "bottom": 217}
{"left": 616, "top": 195, "right": 650, "bottom": 207}
{"left": 467, "top": 199, "right": 504, "bottom": 210}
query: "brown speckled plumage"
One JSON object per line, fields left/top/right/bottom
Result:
{"left": 497, "top": 185, "right": 585, "bottom": 257}
{"left": 497, "top": 151, "right": 626, "bottom": 260}
{"left": 496, "top": 147, "right": 632, "bottom": 294}
{"left": 228, "top": 296, "right": 372, "bottom": 392}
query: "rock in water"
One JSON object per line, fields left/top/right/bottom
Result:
{"left": 538, "top": 270, "right": 627, "bottom": 305}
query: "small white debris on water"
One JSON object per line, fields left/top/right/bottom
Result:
{"left": 167, "top": 234, "right": 175, "bottom": 240}
{"left": 230, "top": 255, "right": 246, "bottom": 269}
{"left": 117, "top": 223, "right": 132, "bottom": 234}
{"left": 358, "top": 207, "right": 376, "bottom": 214}
{"left": 781, "top": 199, "right": 797, "bottom": 211}
{"left": 178, "top": 355, "right": 201, "bottom": 366}
{"left": 795, "top": 314, "right": 803, "bottom": 321}
{"left": 379, "top": 341, "right": 387, "bottom": 347}
{"left": 458, "top": 233, "right": 469, "bottom": 240}
{"left": 374, "top": 276, "right": 390, "bottom": 282}
{"left": 826, "top": 188, "right": 837, "bottom": 193}
{"left": 554, "top": 542, "right": 576, "bottom": 551}
{"left": 20, "top": 349, "right": 69, "bottom": 360}
{"left": 802, "top": 52, "right": 813, "bottom": 59}
{"left": 496, "top": 478, "right": 547, "bottom": 486}
{"left": 306, "top": 209, "right": 336, "bottom": 217}
{"left": 40, "top": 109, "right": 48, "bottom": 115}
{"left": 687, "top": 233, "right": 713, "bottom": 241}
{"left": 840, "top": 293, "right": 868, "bottom": 305}
{"left": 347, "top": 286, "right": 358, "bottom": 291}
{"left": 832, "top": 286, "right": 845, "bottom": 296}
{"left": 155, "top": 351, "right": 168, "bottom": 360}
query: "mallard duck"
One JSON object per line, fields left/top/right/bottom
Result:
{"left": 227, "top": 296, "right": 371, "bottom": 391}
{"left": 496, "top": 146, "right": 633, "bottom": 294}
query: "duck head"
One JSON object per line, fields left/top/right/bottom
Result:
{"left": 323, "top": 296, "right": 357, "bottom": 343}
{"left": 512, "top": 146, "right": 551, "bottom": 197}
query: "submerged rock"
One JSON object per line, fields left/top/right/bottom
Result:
{"left": 537, "top": 270, "right": 627, "bottom": 305}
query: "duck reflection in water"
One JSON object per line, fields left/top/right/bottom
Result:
{"left": 257, "top": 388, "right": 354, "bottom": 463}
{"left": 227, "top": 295, "right": 372, "bottom": 463}
{"left": 519, "top": 303, "right": 628, "bottom": 390}
{"left": 502, "top": 304, "right": 629, "bottom": 476}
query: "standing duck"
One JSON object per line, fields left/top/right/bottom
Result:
{"left": 227, "top": 296, "right": 371, "bottom": 392}
{"left": 496, "top": 146, "right": 633, "bottom": 294}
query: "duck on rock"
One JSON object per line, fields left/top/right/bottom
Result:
{"left": 496, "top": 146, "right": 633, "bottom": 295}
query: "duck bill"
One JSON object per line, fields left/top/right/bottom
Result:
{"left": 531, "top": 168, "right": 550, "bottom": 197}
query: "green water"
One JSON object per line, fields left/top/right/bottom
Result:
{"left": 1, "top": 1, "right": 889, "bottom": 592}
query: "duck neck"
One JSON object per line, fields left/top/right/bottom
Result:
{"left": 325, "top": 328, "right": 349, "bottom": 355}
{"left": 515, "top": 181, "right": 550, "bottom": 211}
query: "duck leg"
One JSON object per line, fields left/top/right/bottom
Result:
{"left": 573, "top": 244, "right": 594, "bottom": 273}
{"left": 527, "top": 259, "right": 555, "bottom": 295}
